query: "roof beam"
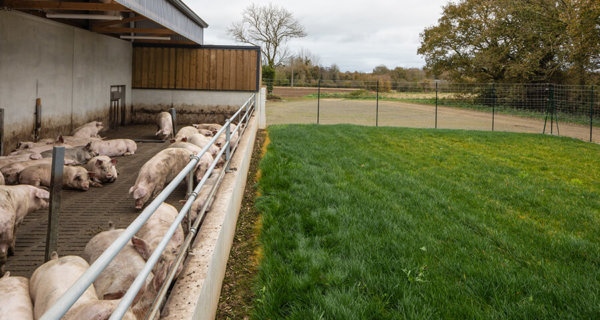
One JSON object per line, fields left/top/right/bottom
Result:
{"left": 93, "top": 15, "right": 147, "bottom": 28}
{"left": 93, "top": 27, "right": 176, "bottom": 35}
{"left": 2, "top": 0, "right": 131, "bottom": 12}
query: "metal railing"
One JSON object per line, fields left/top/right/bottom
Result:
{"left": 40, "top": 94, "right": 256, "bottom": 320}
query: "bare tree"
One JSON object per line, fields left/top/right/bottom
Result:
{"left": 229, "top": 3, "right": 307, "bottom": 68}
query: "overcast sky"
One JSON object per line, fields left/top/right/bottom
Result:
{"left": 185, "top": 0, "right": 450, "bottom": 72}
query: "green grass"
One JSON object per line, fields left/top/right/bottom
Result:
{"left": 253, "top": 125, "right": 600, "bottom": 319}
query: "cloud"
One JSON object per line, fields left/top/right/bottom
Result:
{"left": 185, "top": 0, "right": 448, "bottom": 72}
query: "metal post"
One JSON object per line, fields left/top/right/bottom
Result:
{"left": 550, "top": 85, "right": 554, "bottom": 135}
{"left": 225, "top": 121, "right": 231, "bottom": 172}
{"left": 435, "top": 81, "right": 438, "bottom": 129}
{"left": 186, "top": 155, "right": 194, "bottom": 233}
{"left": 0, "top": 108, "right": 4, "bottom": 156}
{"left": 590, "top": 86, "right": 594, "bottom": 142}
{"left": 492, "top": 84, "right": 496, "bottom": 131}
{"left": 317, "top": 80, "right": 321, "bottom": 124}
{"left": 45, "top": 146, "right": 64, "bottom": 262}
{"left": 376, "top": 80, "right": 379, "bottom": 127}
{"left": 35, "top": 98, "right": 42, "bottom": 142}
{"left": 169, "top": 107, "right": 177, "bottom": 137}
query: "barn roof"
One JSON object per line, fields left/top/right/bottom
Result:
{"left": 1, "top": 0, "right": 208, "bottom": 45}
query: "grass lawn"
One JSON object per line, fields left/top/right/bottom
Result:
{"left": 253, "top": 125, "right": 600, "bottom": 319}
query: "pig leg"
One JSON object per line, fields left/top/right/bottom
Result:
{"left": 9, "top": 227, "right": 16, "bottom": 256}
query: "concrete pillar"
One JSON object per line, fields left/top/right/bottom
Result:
{"left": 257, "top": 87, "right": 267, "bottom": 129}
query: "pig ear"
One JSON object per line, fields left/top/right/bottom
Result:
{"left": 35, "top": 188, "right": 50, "bottom": 200}
{"left": 85, "top": 142, "right": 92, "bottom": 150}
{"left": 131, "top": 237, "right": 151, "bottom": 260}
{"left": 95, "top": 159, "right": 104, "bottom": 167}
{"left": 51, "top": 251, "right": 59, "bottom": 260}
{"left": 88, "top": 172, "right": 96, "bottom": 178}
{"left": 111, "top": 159, "right": 117, "bottom": 165}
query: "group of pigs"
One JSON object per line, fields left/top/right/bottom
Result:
{"left": 0, "top": 112, "right": 242, "bottom": 319}
{"left": 0, "top": 202, "right": 183, "bottom": 320}
{"left": 0, "top": 121, "right": 138, "bottom": 274}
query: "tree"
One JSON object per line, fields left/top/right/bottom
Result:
{"left": 229, "top": 3, "right": 307, "bottom": 68}
{"left": 418, "top": 0, "right": 600, "bottom": 85}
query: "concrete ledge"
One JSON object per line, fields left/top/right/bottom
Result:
{"left": 161, "top": 114, "right": 258, "bottom": 320}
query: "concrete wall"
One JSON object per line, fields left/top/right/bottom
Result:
{"left": 132, "top": 89, "right": 255, "bottom": 124}
{"left": 0, "top": 10, "right": 132, "bottom": 151}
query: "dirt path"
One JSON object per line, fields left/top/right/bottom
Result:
{"left": 267, "top": 99, "right": 600, "bottom": 143}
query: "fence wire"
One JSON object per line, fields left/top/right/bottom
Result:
{"left": 266, "top": 80, "right": 599, "bottom": 143}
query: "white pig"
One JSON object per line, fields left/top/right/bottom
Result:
{"left": 84, "top": 227, "right": 153, "bottom": 301}
{"left": 72, "top": 121, "right": 104, "bottom": 138}
{"left": 0, "top": 158, "right": 78, "bottom": 185}
{"left": 187, "top": 133, "right": 220, "bottom": 158}
{"left": 89, "top": 139, "right": 137, "bottom": 157}
{"left": 0, "top": 154, "right": 43, "bottom": 168}
{"left": 19, "top": 164, "right": 95, "bottom": 191}
{"left": 167, "top": 142, "right": 215, "bottom": 181}
{"left": 56, "top": 135, "right": 104, "bottom": 147}
{"left": 129, "top": 148, "right": 193, "bottom": 209}
{"left": 173, "top": 126, "right": 199, "bottom": 142}
{"left": 84, "top": 156, "right": 118, "bottom": 185}
{"left": 192, "top": 123, "right": 222, "bottom": 135}
{"left": 0, "top": 272, "right": 33, "bottom": 320}
{"left": 155, "top": 112, "right": 173, "bottom": 140}
{"left": 29, "top": 252, "right": 136, "bottom": 320}
{"left": 0, "top": 185, "right": 49, "bottom": 266}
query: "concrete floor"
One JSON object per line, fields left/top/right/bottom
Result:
{"left": 4, "top": 125, "right": 189, "bottom": 277}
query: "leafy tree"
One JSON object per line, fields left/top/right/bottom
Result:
{"left": 418, "top": 0, "right": 600, "bottom": 85}
{"left": 229, "top": 3, "right": 307, "bottom": 68}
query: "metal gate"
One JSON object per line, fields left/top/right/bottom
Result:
{"left": 109, "top": 85, "right": 126, "bottom": 128}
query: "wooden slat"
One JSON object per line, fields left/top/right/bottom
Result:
{"left": 148, "top": 48, "right": 156, "bottom": 88}
{"left": 182, "top": 49, "right": 190, "bottom": 89}
{"left": 161, "top": 48, "right": 169, "bottom": 89}
{"left": 235, "top": 50, "right": 244, "bottom": 90}
{"left": 249, "top": 50, "right": 258, "bottom": 90}
{"left": 196, "top": 49, "right": 203, "bottom": 89}
{"left": 208, "top": 50, "right": 217, "bottom": 90}
{"left": 229, "top": 49, "right": 237, "bottom": 90}
{"left": 141, "top": 47, "right": 149, "bottom": 88}
{"left": 189, "top": 50, "right": 197, "bottom": 90}
{"left": 203, "top": 49, "right": 210, "bottom": 89}
{"left": 176, "top": 48, "right": 184, "bottom": 88}
{"left": 4, "top": 0, "right": 130, "bottom": 11}
{"left": 169, "top": 48, "right": 176, "bottom": 89}
{"left": 155, "top": 48, "right": 163, "bottom": 88}
{"left": 222, "top": 50, "right": 231, "bottom": 90}
{"left": 216, "top": 50, "right": 224, "bottom": 90}
{"left": 132, "top": 48, "right": 142, "bottom": 87}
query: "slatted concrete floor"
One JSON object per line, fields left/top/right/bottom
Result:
{"left": 5, "top": 125, "right": 188, "bottom": 278}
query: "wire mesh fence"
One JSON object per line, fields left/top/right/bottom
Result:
{"left": 266, "top": 80, "right": 600, "bottom": 143}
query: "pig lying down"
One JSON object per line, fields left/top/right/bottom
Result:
{"left": 89, "top": 139, "right": 137, "bottom": 157}
{"left": 0, "top": 185, "right": 49, "bottom": 270}
{"left": 40, "top": 144, "right": 97, "bottom": 165}
{"left": 0, "top": 272, "right": 33, "bottom": 320}
{"left": 19, "top": 164, "right": 95, "bottom": 191}
{"left": 84, "top": 156, "right": 118, "bottom": 185}
{"left": 72, "top": 121, "right": 104, "bottom": 138}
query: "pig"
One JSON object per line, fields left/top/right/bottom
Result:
{"left": 185, "top": 169, "right": 223, "bottom": 228}
{"left": 19, "top": 164, "right": 94, "bottom": 191}
{"left": 40, "top": 144, "right": 97, "bottom": 165}
{"left": 84, "top": 156, "right": 118, "bottom": 185}
{"left": 197, "top": 128, "right": 213, "bottom": 137}
{"left": 155, "top": 112, "right": 173, "bottom": 140}
{"left": 0, "top": 154, "right": 43, "bottom": 169}
{"left": 56, "top": 135, "right": 104, "bottom": 147}
{"left": 88, "top": 139, "right": 137, "bottom": 157}
{"left": 84, "top": 226, "right": 153, "bottom": 301}
{"left": 72, "top": 121, "right": 104, "bottom": 138}
{"left": 14, "top": 139, "right": 55, "bottom": 150}
{"left": 192, "top": 123, "right": 222, "bottom": 135}
{"left": 133, "top": 203, "right": 184, "bottom": 284}
{"left": 29, "top": 252, "right": 136, "bottom": 320}
{"left": 0, "top": 185, "right": 49, "bottom": 267}
{"left": 129, "top": 148, "right": 194, "bottom": 209}
{"left": 167, "top": 142, "right": 215, "bottom": 181}
{"left": 187, "top": 133, "right": 220, "bottom": 158}
{"left": 0, "top": 158, "right": 76, "bottom": 185}
{"left": 215, "top": 123, "right": 239, "bottom": 149}
{"left": 0, "top": 272, "right": 33, "bottom": 320}
{"left": 0, "top": 172, "right": 3, "bottom": 186}
{"left": 173, "top": 126, "right": 199, "bottom": 142}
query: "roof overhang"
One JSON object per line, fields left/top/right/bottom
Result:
{"left": 1, "top": 0, "right": 207, "bottom": 45}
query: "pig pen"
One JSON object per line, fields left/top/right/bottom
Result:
{"left": 3, "top": 115, "right": 258, "bottom": 319}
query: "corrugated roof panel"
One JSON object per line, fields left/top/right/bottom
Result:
{"left": 115, "top": 0, "right": 206, "bottom": 44}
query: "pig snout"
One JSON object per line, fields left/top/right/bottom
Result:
{"left": 135, "top": 199, "right": 144, "bottom": 210}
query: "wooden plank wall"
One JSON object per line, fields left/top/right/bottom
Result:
{"left": 132, "top": 46, "right": 260, "bottom": 91}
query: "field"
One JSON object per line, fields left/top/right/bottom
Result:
{"left": 266, "top": 98, "right": 600, "bottom": 143}
{"left": 253, "top": 125, "right": 600, "bottom": 319}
